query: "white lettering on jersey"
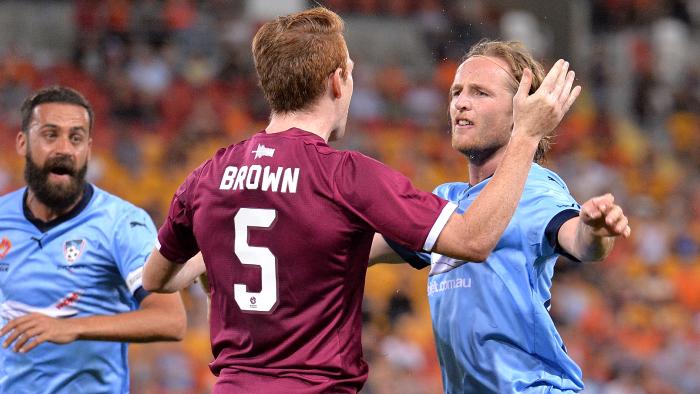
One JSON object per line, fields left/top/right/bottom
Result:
{"left": 281, "top": 168, "right": 299, "bottom": 193}
{"left": 232, "top": 166, "right": 248, "bottom": 190}
{"left": 220, "top": 166, "right": 238, "bottom": 189}
{"left": 219, "top": 165, "right": 299, "bottom": 194}
{"left": 261, "top": 166, "right": 282, "bottom": 192}
{"left": 246, "top": 165, "right": 262, "bottom": 189}
{"left": 427, "top": 277, "right": 472, "bottom": 296}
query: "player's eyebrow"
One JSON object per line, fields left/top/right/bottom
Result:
{"left": 40, "top": 123, "right": 87, "bottom": 132}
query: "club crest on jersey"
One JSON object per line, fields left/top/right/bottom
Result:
{"left": 63, "top": 239, "right": 87, "bottom": 264}
{"left": 0, "top": 237, "right": 11, "bottom": 260}
{"left": 252, "top": 144, "right": 275, "bottom": 159}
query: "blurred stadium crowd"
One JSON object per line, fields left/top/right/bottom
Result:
{"left": 0, "top": 0, "right": 699, "bottom": 393}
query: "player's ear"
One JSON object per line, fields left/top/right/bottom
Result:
{"left": 331, "top": 68, "right": 343, "bottom": 99}
{"left": 16, "top": 131, "right": 27, "bottom": 156}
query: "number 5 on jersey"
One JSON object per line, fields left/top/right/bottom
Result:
{"left": 234, "top": 208, "right": 278, "bottom": 313}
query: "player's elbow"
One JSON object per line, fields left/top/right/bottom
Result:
{"left": 141, "top": 293, "right": 187, "bottom": 341}
{"left": 455, "top": 239, "right": 493, "bottom": 262}
{"left": 159, "top": 305, "right": 187, "bottom": 341}
{"left": 142, "top": 276, "right": 166, "bottom": 293}
{"left": 442, "top": 243, "right": 490, "bottom": 262}
{"left": 169, "top": 314, "right": 187, "bottom": 341}
{"left": 462, "top": 248, "right": 489, "bottom": 263}
{"left": 435, "top": 235, "right": 492, "bottom": 262}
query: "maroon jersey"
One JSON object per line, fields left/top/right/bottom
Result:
{"left": 158, "top": 128, "right": 455, "bottom": 393}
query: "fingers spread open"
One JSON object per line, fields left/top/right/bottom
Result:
{"left": 538, "top": 59, "right": 565, "bottom": 96}
{"left": 551, "top": 61, "right": 569, "bottom": 99}
{"left": 559, "top": 70, "right": 575, "bottom": 104}
{"left": 563, "top": 85, "right": 582, "bottom": 114}
{"left": 515, "top": 68, "right": 532, "bottom": 101}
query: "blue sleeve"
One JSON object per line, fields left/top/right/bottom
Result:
{"left": 112, "top": 204, "right": 158, "bottom": 302}
{"left": 525, "top": 176, "right": 580, "bottom": 258}
{"left": 384, "top": 236, "right": 431, "bottom": 270}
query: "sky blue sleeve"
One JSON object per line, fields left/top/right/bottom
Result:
{"left": 525, "top": 177, "right": 580, "bottom": 258}
{"left": 111, "top": 203, "right": 158, "bottom": 299}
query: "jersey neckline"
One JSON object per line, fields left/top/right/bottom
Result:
{"left": 259, "top": 127, "right": 328, "bottom": 144}
{"left": 23, "top": 183, "right": 95, "bottom": 233}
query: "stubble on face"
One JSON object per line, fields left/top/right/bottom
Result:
{"left": 449, "top": 57, "right": 516, "bottom": 165}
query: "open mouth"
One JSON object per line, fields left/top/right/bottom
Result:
{"left": 49, "top": 166, "right": 74, "bottom": 176}
{"left": 46, "top": 162, "right": 76, "bottom": 181}
{"left": 455, "top": 119, "right": 474, "bottom": 127}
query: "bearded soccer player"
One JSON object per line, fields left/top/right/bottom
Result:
{"left": 371, "top": 40, "right": 631, "bottom": 393}
{"left": 0, "top": 86, "right": 185, "bottom": 394}
{"left": 143, "top": 8, "right": 580, "bottom": 394}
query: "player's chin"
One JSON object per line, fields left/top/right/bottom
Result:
{"left": 48, "top": 176, "right": 82, "bottom": 195}
{"left": 450, "top": 136, "right": 472, "bottom": 151}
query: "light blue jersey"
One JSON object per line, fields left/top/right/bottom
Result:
{"left": 0, "top": 184, "right": 157, "bottom": 394}
{"left": 390, "top": 164, "right": 583, "bottom": 393}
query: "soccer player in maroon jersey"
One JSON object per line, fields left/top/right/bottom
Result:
{"left": 142, "top": 7, "right": 580, "bottom": 393}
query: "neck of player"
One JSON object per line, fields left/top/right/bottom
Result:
{"left": 468, "top": 145, "right": 508, "bottom": 185}
{"left": 265, "top": 99, "right": 341, "bottom": 143}
{"left": 26, "top": 189, "right": 83, "bottom": 223}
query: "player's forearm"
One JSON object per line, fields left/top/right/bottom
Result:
{"left": 159, "top": 254, "right": 205, "bottom": 292}
{"left": 571, "top": 220, "right": 615, "bottom": 261}
{"left": 448, "top": 133, "right": 539, "bottom": 261}
{"left": 143, "top": 248, "right": 188, "bottom": 293}
{"left": 70, "top": 293, "right": 186, "bottom": 342}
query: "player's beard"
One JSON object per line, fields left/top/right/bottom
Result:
{"left": 24, "top": 149, "right": 88, "bottom": 213}
{"left": 457, "top": 145, "right": 502, "bottom": 166}
{"left": 451, "top": 127, "right": 503, "bottom": 166}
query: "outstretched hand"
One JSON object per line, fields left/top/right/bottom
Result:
{"left": 512, "top": 59, "right": 581, "bottom": 139}
{"left": 579, "top": 193, "right": 631, "bottom": 238}
{"left": 1, "top": 313, "right": 78, "bottom": 353}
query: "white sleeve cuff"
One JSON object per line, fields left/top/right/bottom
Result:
{"left": 423, "top": 202, "right": 458, "bottom": 251}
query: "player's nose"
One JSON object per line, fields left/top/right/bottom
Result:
{"left": 54, "top": 134, "right": 75, "bottom": 154}
{"left": 453, "top": 92, "right": 472, "bottom": 111}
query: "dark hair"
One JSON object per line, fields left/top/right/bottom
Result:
{"left": 21, "top": 86, "right": 94, "bottom": 134}
{"left": 252, "top": 7, "right": 348, "bottom": 113}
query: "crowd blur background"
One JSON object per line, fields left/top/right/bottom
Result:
{"left": 0, "top": 0, "right": 698, "bottom": 393}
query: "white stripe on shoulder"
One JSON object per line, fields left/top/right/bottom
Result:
{"left": 423, "top": 202, "right": 458, "bottom": 251}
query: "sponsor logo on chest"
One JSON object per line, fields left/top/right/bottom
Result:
{"left": 427, "top": 277, "right": 472, "bottom": 296}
